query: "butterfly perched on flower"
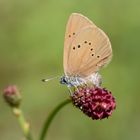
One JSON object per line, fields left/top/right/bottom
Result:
{"left": 60, "top": 13, "right": 112, "bottom": 89}
{"left": 43, "top": 13, "right": 115, "bottom": 120}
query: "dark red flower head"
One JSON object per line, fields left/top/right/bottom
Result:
{"left": 71, "top": 87, "right": 116, "bottom": 120}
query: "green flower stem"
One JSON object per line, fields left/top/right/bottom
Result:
{"left": 39, "top": 99, "right": 72, "bottom": 140}
{"left": 13, "top": 107, "right": 33, "bottom": 140}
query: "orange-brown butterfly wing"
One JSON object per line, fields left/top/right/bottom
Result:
{"left": 65, "top": 26, "right": 112, "bottom": 77}
{"left": 64, "top": 13, "right": 96, "bottom": 75}
{"left": 64, "top": 13, "right": 112, "bottom": 77}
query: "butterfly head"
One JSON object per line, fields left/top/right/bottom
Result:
{"left": 60, "top": 76, "right": 69, "bottom": 85}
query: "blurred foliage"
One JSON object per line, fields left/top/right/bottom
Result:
{"left": 0, "top": 0, "right": 140, "bottom": 140}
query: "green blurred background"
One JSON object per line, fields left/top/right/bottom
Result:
{"left": 0, "top": 0, "right": 140, "bottom": 140}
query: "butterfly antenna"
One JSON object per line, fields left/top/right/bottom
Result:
{"left": 42, "top": 76, "right": 60, "bottom": 82}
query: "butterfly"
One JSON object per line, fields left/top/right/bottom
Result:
{"left": 60, "top": 13, "right": 112, "bottom": 88}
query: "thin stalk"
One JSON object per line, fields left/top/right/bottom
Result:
{"left": 39, "top": 99, "right": 71, "bottom": 140}
{"left": 13, "top": 107, "right": 33, "bottom": 140}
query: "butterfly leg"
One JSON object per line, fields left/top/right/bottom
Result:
{"left": 67, "top": 86, "right": 73, "bottom": 96}
{"left": 83, "top": 79, "right": 87, "bottom": 87}
{"left": 74, "top": 85, "right": 80, "bottom": 93}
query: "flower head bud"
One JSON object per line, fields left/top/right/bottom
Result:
{"left": 3, "top": 85, "right": 21, "bottom": 107}
{"left": 71, "top": 87, "right": 116, "bottom": 120}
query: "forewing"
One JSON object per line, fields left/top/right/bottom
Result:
{"left": 63, "top": 13, "right": 96, "bottom": 74}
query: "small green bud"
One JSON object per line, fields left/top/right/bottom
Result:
{"left": 3, "top": 85, "right": 21, "bottom": 107}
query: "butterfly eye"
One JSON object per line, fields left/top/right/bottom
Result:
{"left": 90, "top": 48, "right": 93, "bottom": 51}
{"left": 73, "top": 47, "right": 76, "bottom": 50}
{"left": 97, "top": 55, "right": 100, "bottom": 58}
{"left": 89, "top": 42, "right": 91, "bottom": 45}
{"left": 92, "top": 54, "right": 94, "bottom": 56}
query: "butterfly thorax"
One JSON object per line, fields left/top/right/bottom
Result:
{"left": 60, "top": 73, "right": 102, "bottom": 87}
{"left": 60, "top": 75, "right": 85, "bottom": 87}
